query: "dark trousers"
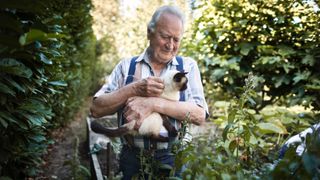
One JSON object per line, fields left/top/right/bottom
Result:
{"left": 119, "top": 145, "right": 181, "bottom": 180}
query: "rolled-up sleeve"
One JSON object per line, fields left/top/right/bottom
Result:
{"left": 94, "top": 60, "right": 126, "bottom": 98}
{"left": 184, "top": 57, "right": 209, "bottom": 118}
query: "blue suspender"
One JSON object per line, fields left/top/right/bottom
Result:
{"left": 175, "top": 56, "right": 185, "bottom": 101}
{"left": 120, "top": 56, "right": 138, "bottom": 127}
{"left": 125, "top": 56, "right": 138, "bottom": 85}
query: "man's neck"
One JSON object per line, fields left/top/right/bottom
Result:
{"left": 146, "top": 48, "right": 169, "bottom": 76}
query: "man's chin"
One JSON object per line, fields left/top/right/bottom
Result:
{"left": 160, "top": 54, "right": 175, "bottom": 61}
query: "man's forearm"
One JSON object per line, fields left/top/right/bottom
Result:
{"left": 153, "top": 98, "right": 206, "bottom": 125}
{"left": 90, "top": 84, "right": 136, "bottom": 118}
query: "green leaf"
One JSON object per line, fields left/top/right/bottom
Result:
{"left": 3, "top": 76, "right": 26, "bottom": 93}
{"left": 239, "top": 42, "right": 254, "bottom": 56}
{"left": 19, "top": 29, "right": 64, "bottom": 46}
{"left": 38, "top": 53, "right": 52, "bottom": 65}
{"left": 302, "top": 54, "right": 315, "bottom": 66}
{"left": 0, "top": 111, "right": 17, "bottom": 123}
{"left": 211, "top": 68, "right": 226, "bottom": 81}
{"left": 273, "top": 75, "right": 290, "bottom": 88}
{"left": 159, "top": 163, "right": 173, "bottom": 170}
{"left": 257, "top": 45, "right": 276, "bottom": 55}
{"left": 247, "top": 97, "right": 256, "bottom": 106}
{"left": 0, "top": 117, "right": 8, "bottom": 128}
{"left": 223, "top": 123, "right": 232, "bottom": 141}
{"left": 0, "top": 81, "right": 16, "bottom": 96}
{"left": 293, "top": 71, "right": 310, "bottom": 84}
{"left": 228, "top": 110, "right": 236, "bottom": 123}
{"left": 25, "top": 114, "right": 47, "bottom": 126}
{"left": 257, "top": 122, "right": 287, "bottom": 134}
{"left": 48, "top": 81, "right": 67, "bottom": 87}
{"left": 282, "top": 63, "right": 295, "bottom": 74}
{"left": 228, "top": 139, "right": 237, "bottom": 153}
{"left": 258, "top": 56, "right": 281, "bottom": 65}
{"left": 0, "top": 58, "right": 32, "bottom": 78}
{"left": 278, "top": 45, "right": 296, "bottom": 57}
{"left": 30, "top": 135, "right": 46, "bottom": 143}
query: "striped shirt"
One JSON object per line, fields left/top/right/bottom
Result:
{"left": 94, "top": 49, "right": 209, "bottom": 149}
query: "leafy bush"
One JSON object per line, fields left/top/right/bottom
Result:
{"left": 0, "top": 0, "right": 101, "bottom": 178}
{"left": 174, "top": 74, "right": 318, "bottom": 179}
{"left": 182, "top": 0, "right": 320, "bottom": 110}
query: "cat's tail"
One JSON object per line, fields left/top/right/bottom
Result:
{"left": 90, "top": 120, "right": 129, "bottom": 137}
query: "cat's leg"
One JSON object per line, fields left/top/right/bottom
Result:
{"left": 161, "top": 115, "right": 178, "bottom": 137}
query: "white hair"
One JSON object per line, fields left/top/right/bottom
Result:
{"left": 147, "top": 5, "right": 185, "bottom": 33}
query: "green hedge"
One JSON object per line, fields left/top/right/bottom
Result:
{"left": 182, "top": 0, "right": 320, "bottom": 110}
{"left": 0, "top": 0, "right": 101, "bottom": 178}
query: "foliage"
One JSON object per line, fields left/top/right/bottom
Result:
{"left": 0, "top": 0, "right": 101, "bottom": 178}
{"left": 182, "top": 0, "right": 320, "bottom": 110}
{"left": 174, "top": 74, "right": 319, "bottom": 179}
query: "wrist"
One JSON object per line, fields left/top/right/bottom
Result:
{"left": 152, "top": 97, "right": 164, "bottom": 113}
{"left": 128, "top": 82, "right": 140, "bottom": 97}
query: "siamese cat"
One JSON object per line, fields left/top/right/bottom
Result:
{"left": 91, "top": 70, "right": 188, "bottom": 140}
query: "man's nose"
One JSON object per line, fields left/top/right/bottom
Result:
{"left": 165, "top": 38, "right": 174, "bottom": 50}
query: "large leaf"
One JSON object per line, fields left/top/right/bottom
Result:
{"left": 19, "top": 29, "right": 64, "bottom": 46}
{"left": 257, "top": 122, "right": 287, "bottom": 134}
{"left": 0, "top": 58, "right": 32, "bottom": 78}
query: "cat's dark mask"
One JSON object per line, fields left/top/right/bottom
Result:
{"left": 173, "top": 71, "right": 188, "bottom": 91}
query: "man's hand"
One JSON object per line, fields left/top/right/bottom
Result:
{"left": 132, "top": 77, "right": 164, "bottom": 97}
{"left": 123, "top": 96, "right": 156, "bottom": 130}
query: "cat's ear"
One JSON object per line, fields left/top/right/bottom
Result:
{"left": 174, "top": 71, "right": 188, "bottom": 83}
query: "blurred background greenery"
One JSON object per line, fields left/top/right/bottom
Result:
{"left": 0, "top": 0, "right": 319, "bottom": 179}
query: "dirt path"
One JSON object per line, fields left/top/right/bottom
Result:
{"left": 38, "top": 98, "right": 92, "bottom": 179}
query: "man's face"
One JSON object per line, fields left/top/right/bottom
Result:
{"left": 148, "top": 13, "right": 183, "bottom": 64}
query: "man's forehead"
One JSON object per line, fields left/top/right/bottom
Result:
{"left": 155, "top": 14, "right": 183, "bottom": 35}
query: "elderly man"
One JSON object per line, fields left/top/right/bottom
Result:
{"left": 90, "top": 5, "right": 208, "bottom": 179}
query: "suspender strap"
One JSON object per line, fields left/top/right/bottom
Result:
{"left": 120, "top": 56, "right": 138, "bottom": 127}
{"left": 125, "top": 56, "right": 138, "bottom": 85}
{"left": 176, "top": 56, "right": 185, "bottom": 101}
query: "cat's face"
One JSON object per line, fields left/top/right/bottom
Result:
{"left": 163, "top": 70, "right": 188, "bottom": 92}
{"left": 173, "top": 71, "right": 188, "bottom": 91}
